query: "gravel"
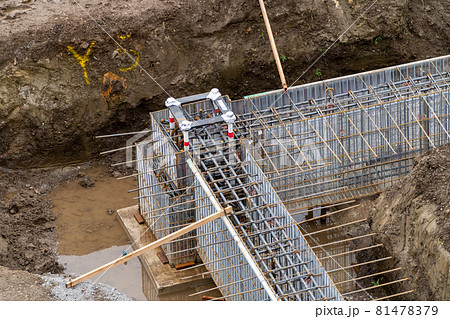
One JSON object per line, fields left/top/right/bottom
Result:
{"left": 42, "top": 273, "right": 133, "bottom": 301}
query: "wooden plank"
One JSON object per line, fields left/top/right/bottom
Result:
{"left": 66, "top": 207, "right": 231, "bottom": 288}
{"left": 134, "top": 212, "right": 145, "bottom": 224}
{"left": 258, "top": 0, "right": 287, "bottom": 90}
{"left": 156, "top": 251, "right": 169, "bottom": 265}
{"left": 175, "top": 261, "right": 195, "bottom": 270}
{"left": 202, "top": 296, "right": 225, "bottom": 301}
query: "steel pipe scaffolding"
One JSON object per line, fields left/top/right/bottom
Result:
{"left": 133, "top": 55, "right": 449, "bottom": 301}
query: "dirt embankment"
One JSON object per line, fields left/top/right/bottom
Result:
{"left": 1, "top": 0, "right": 449, "bottom": 168}
{"left": 338, "top": 143, "right": 450, "bottom": 301}
{"left": 0, "top": 165, "right": 81, "bottom": 274}
{"left": 0, "top": 157, "right": 130, "bottom": 275}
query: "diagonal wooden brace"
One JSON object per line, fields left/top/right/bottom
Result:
{"left": 65, "top": 206, "right": 231, "bottom": 288}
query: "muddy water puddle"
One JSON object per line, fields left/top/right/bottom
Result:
{"left": 49, "top": 164, "right": 220, "bottom": 300}
{"left": 60, "top": 245, "right": 147, "bottom": 300}
{"left": 49, "top": 165, "right": 146, "bottom": 299}
{"left": 49, "top": 165, "right": 136, "bottom": 256}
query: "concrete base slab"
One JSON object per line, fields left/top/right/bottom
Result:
{"left": 116, "top": 205, "right": 215, "bottom": 296}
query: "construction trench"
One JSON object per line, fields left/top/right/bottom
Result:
{"left": 0, "top": 0, "right": 449, "bottom": 302}
{"left": 77, "top": 55, "right": 448, "bottom": 301}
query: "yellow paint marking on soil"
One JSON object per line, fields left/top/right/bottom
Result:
{"left": 118, "top": 48, "right": 140, "bottom": 72}
{"left": 119, "top": 34, "right": 132, "bottom": 39}
{"left": 67, "top": 41, "right": 96, "bottom": 84}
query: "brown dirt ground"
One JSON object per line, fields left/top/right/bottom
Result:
{"left": 0, "top": 265, "right": 52, "bottom": 300}
{"left": 1, "top": 0, "right": 449, "bottom": 168}
{"left": 0, "top": 155, "right": 131, "bottom": 273}
{"left": 0, "top": 0, "right": 449, "bottom": 301}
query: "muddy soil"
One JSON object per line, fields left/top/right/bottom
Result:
{"left": 337, "top": 143, "right": 450, "bottom": 301}
{"left": 0, "top": 165, "right": 81, "bottom": 275}
{"left": 0, "top": 0, "right": 449, "bottom": 301}
{"left": 50, "top": 165, "right": 136, "bottom": 255}
{"left": 0, "top": 158, "right": 132, "bottom": 274}
{"left": 1, "top": 0, "right": 449, "bottom": 168}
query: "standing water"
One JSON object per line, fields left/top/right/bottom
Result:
{"left": 49, "top": 164, "right": 147, "bottom": 299}
{"left": 48, "top": 164, "right": 220, "bottom": 301}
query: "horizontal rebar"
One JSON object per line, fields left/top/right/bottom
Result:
{"left": 310, "top": 233, "right": 377, "bottom": 249}
{"left": 334, "top": 267, "right": 402, "bottom": 286}
{"left": 289, "top": 200, "right": 356, "bottom": 215}
{"left": 319, "top": 244, "right": 383, "bottom": 260}
{"left": 95, "top": 130, "right": 154, "bottom": 138}
{"left": 372, "top": 289, "right": 415, "bottom": 301}
{"left": 297, "top": 204, "right": 360, "bottom": 223}
{"left": 303, "top": 219, "right": 367, "bottom": 237}
{"left": 342, "top": 278, "right": 409, "bottom": 296}
{"left": 327, "top": 256, "right": 392, "bottom": 273}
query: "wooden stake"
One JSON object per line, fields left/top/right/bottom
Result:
{"left": 258, "top": 0, "right": 287, "bottom": 90}
{"left": 65, "top": 207, "right": 231, "bottom": 288}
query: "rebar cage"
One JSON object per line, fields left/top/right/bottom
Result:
{"left": 136, "top": 55, "right": 449, "bottom": 300}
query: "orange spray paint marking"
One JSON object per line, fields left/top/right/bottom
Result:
{"left": 67, "top": 41, "right": 96, "bottom": 84}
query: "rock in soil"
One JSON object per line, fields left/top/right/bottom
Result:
{"left": 79, "top": 175, "right": 95, "bottom": 188}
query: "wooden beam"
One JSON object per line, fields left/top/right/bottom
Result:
{"left": 66, "top": 207, "right": 231, "bottom": 288}
{"left": 258, "top": 0, "right": 287, "bottom": 90}
{"left": 133, "top": 212, "right": 145, "bottom": 224}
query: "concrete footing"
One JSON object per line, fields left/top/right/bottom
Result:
{"left": 116, "top": 205, "right": 215, "bottom": 296}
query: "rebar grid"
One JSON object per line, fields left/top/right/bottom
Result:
{"left": 136, "top": 55, "right": 449, "bottom": 301}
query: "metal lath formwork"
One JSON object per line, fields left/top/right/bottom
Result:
{"left": 233, "top": 55, "right": 450, "bottom": 211}
{"left": 135, "top": 55, "right": 449, "bottom": 300}
{"left": 242, "top": 148, "right": 342, "bottom": 300}
{"left": 140, "top": 95, "right": 343, "bottom": 301}
{"left": 136, "top": 118, "right": 197, "bottom": 266}
{"left": 193, "top": 175, "right": 271, "bottom": 301}
{"left": 187, "top": 125, "right": 342, "bottom": 301}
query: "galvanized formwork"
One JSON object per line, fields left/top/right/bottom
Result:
{"left": 234, "top": 55, "right": 449, "bottom": 210}
{"left": 242, "top": 147, "right": 343, "bottom": 300}
{"left": 135, "top": 55, "right": 449, "bottom": 300}
{"left": 136, "top": 117, "right": 197, "bottom": 266}
{"left": 193, "top": 171, "right": 271, "bottom": 301}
